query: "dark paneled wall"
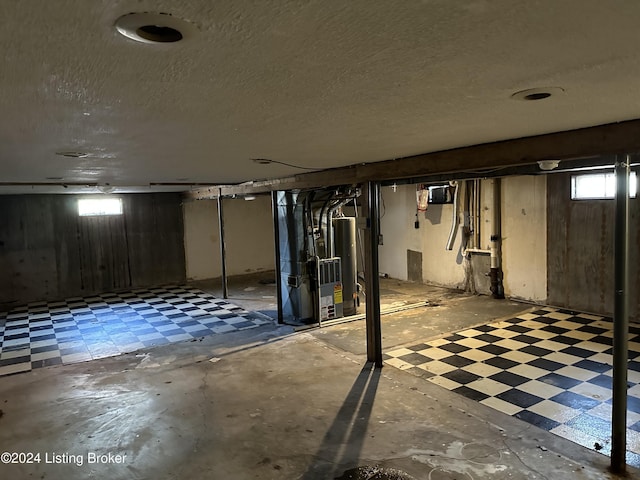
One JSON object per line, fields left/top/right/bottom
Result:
{"left": 547, "top": 173, "right": 639, "bottom": 320}
{"left": 0, "top": 194, "right": 185, "bottom": 310}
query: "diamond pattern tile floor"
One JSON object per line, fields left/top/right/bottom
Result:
{"left": 384, "top": 306, "right": 640, "bottom": 466}
{"left": 0, "top": 285, "right": 271, "bottom": 377}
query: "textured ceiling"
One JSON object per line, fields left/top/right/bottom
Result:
{"left": 2, "top": 0, "right": 640, "bottom": 194}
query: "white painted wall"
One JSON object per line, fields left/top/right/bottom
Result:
{"left": 378, "top": 186, "right": 419, "bottom": 280}
{"left": 379, "top": 185, "right": 465, "bottom": 288}
{"left": 502, "top": 175, "right": 547, "bottom": 301}
{"left": 379, "top": 177, "right": 548, "bottom": 301}
{"left": 225, "top": 196, "right": 275, "bottom": 275}
{"left": 183, "top": 196, "right": 275, "bottom": 281}
{"left": 183, "top": 199, "right": 219, "bottom": 280}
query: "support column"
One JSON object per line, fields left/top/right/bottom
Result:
{"left": 217, "top": 191, "right": 228, "bottom": 299}
{"left": 489, "top": 178, "right": 505, "bottom": 299}
{"left": 611, "top": 156, "right": 630, "bottom": 474}
{"left": 272, "top": 191, "right": 284, "bottom": 324}
{"left": 363, "top": 181, "right": 383, "bottom": 367}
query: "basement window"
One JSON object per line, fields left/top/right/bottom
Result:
{"left": 570, "top": 172, "right": 637, "bottom": 200}
{"left": 78, "top": 198, "right": 123, "bottom": 216}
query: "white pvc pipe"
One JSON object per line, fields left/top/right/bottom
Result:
{"left": 446, "top": 182, "right": 459, "bottom": 250}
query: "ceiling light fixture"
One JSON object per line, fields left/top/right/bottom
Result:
{"left": 511, "top": 87, "right": 564, "bottom": 101}
{"left": 115, "top": 12, "right": 198, "bottom": 44}
{"left": 538, "top": 160, "right": 561, "bottom": 171}
{"left": 98, "top": 184, "right": 115, "bottom": 194}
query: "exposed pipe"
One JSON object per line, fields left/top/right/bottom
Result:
{"left": 474, "top": 179, "right": 481, "bottom": 249}
{"left": 464, "top": 248, "right": 491, "bottom": 255}
{"left": 317, "top": 196, "right": 333, "bottom": 257}
{"left": 305, "top": 191, "right": 316, "bottom": 258}
{"left": 445, "top": 182, "right": 459, "bottom": 250}
{"left": 462, "top": 181, "right": 490, "bottom": 257}
{"left": 353, "top": 197, "right": 366, "bottom": 283}
{"left": 324, "top": 198, "right": 340, "bottom": 257}
{"left": 489, "top": 179, "right": 504, "bottom": 299}
{"left": 611, "top": 156, "right": 630, "bottom": 474}
{"left": 327, "top": 197, "right": 352, "bottom": 257}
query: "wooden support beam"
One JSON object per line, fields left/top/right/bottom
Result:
{"left": 187, "top": 118, "right": 640, "bottom": 199}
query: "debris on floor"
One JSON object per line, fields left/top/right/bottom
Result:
{"left": 335, "top": 465, "right": 417, "bottom": 480}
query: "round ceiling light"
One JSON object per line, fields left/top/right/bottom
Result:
{"left": 511, "top": 87, "right": 565, "bottom": 101}
{"left": 537, "top": 160, "right": 561, "bottom": 171}
{"left": 115, "top": 12, "right": 197, "bottom": 44}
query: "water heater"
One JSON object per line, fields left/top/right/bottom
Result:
{"left": 333, "top": 217, "right": 357, "bottom": 316}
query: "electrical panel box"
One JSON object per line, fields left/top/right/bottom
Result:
{"left": 317, "top": 257, "right": 343, "bottom": 322}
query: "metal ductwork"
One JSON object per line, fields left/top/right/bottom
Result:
{"left": 274, "top": 187, "right": 360, "bottom": 324}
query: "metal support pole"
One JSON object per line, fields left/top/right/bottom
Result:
{"left": 363, "top": 181, "right": 383, "bottom": 367}
{"left": 611, "top": 156, "right": 630, "bottom": 474}
{"left": 271, "top": 191, "right": 284, "bottom": 324}
{"left": 217, "top": 192, "right": 228, "bottom": 299}
{"left": 489, "top": 178, "right": 505, "bottom": 299}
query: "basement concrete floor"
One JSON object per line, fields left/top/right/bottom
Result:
{"left": 0, "top": 322, "right": 633, "bottom": 479}
{"left": 0, "top": 276, "right": 637, "bottom": 479}
{"left": 196, "top": 273, "right": 530, "bottom": 355}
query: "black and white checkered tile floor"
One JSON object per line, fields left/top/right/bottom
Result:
{"left": 385, "top": 307, "right": 640, "bottom": 464}
{"left": 0, "top": 286, "right": 271, "bottom": 377}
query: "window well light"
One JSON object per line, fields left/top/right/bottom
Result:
{"left": 571, "top": 172, "right": 637, "bottom": 200}
{"left": 78, "top": 198, "right": 123, "bottom": 216}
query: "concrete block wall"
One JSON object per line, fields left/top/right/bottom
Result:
{"left": 547, "top": 172, "right": 639, "bottom": 319}
{"left": 0, "top": 193, "right": 186, "bottom": 311}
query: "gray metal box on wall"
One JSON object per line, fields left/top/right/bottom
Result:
{"left": 469, "top": 252, "right": 491, "bottom": 295}
{"left": 317, "top": 257, "right": 343, "bottom": 321}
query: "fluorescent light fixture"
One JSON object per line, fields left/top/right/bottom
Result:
{"left": 78, "top": 198, "right": 123, "bottom": 216}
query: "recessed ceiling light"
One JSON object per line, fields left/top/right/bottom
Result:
{"left": 56, "top": 151, "right": 89, "bottom": 158}
{"left": 511, "top": 87, "right": 564, "bottom": 101}
{"left": 115, "top": 12, "right": 197, "bottom": 44}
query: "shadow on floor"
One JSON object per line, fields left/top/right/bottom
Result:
{"left": 301, "top": 362, "right": 381, "bottom": 479}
